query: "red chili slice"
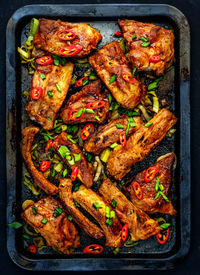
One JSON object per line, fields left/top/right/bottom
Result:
{"left": 75, "top": 76, "right": 88, "bottom": 87}
{"left": 156, "top": 228, "right": 169, "bottom": 245}
{"left": 115, "top": 31, "right": 123, "bottom": 37}
{"left": 36, "top": 56, "right": 53, "bottom": 66}
{"left": 83, "top": 244, "right": 103, "bottom": 254}
{"left": 45, "top": 139, "right": 53, "bottom": 153}
{"left": 31, "top": 87, "right": 43, "bottom": 100}
{"left": 121, "top": 71, "right": 136, "bottom": 84}
{"left": 120, "top": 131, "right": 126, "bottom": 147}
{"left": 59, "top": 45, "right": 82, "bottom": 56}
{"left": 40, "top": 161, "right": 50, "bottom": 172}
{"left": 85, "top": 101, "right": 106, "bottom": 110}
{"left": 71, "top": 167, "right": 79, "bottom": 182}
{"left": 121, "top": 224, "right": 128, "bottom": 242}
{"left": 81, "top": 124, "right": 95, "bottom": 140}
{"left": 144, "top": 166, "right": 159, "bottom": 182}
{"left": 69, "top": 109, "right": 84, "bottom": 121}
{"left": 132, "top": 181, "right": 143, "bottom": 200}
{"left": 149, "top": 55, "right": 161, "bottom": 63}
{"left": 28, "top": 244, "right": 37, "bottom": 254}
{"left": 57, "top": 29, "right": 76, "bottom": 41}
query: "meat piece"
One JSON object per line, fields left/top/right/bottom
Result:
{"left": 107, "top": 108, "right": 177, "bottom": 180}
{"left": 73, "top": 185, "right": 122, "bottom": 247}
{"left": 59, "top": 178, "right": 104, "bottom": 239}
{"left": 61, "top": 80, "right": 109, "bottom": 124}
{"left": 89, "top": 41, "right": 146, "bottom": 109}
{"left": 52, "top": 132, "right": 94, "bottom": 188}
{"left": 26, "top": 63, "right": 74, "bottom": 130}
{"left": 99, "top": 179, "right": 160, "bottom": 241}
{"left": 118, "top": 19, "right": 174, "bottom": 76}
{"left": 21, "top": 197, "right": 80, "bottom": 254}
{"left": 84, "top": 115, "right": 143, "bottom": 155}
{"left": 34, "top": 18, "right": 102, "bottom": 58}
{"left": 20, "top": 126, "right": 58, "bottom": 195}
{"left": 127, "top": 153, "right": 177, "bottom": 215}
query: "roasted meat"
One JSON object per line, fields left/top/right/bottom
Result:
{"left": 73, "top": 185, "right": 122, "bottom": 247}
{"left": 52, "top": 132, "right": 94, "bottom": 188}
{"left": 20, "top": 126, "right": 58, "bottom": 195}
{"left": 99, "top": 179, "right": 160, "bottom": 241}
{"left": 107, "top": 108, "right": 177, "bottom": 180}
{"left": 127, "top": 153, "right": 177, "bottom": 215}
{"left": 21, "top": 197, "right": 80, "bottom": 254}
{"left": 59, "top": 178, "right": 104, "bottom": 239}
{"left": 118, "top": 19, "right": 174, "bottom": 76}
{"left": 89, "top": 41, "right": 146, "bottom": 109}
{"left": 84, "top": 115, "right": 143, "bottom": 155}
{"left": 61, "top": 80, "right": 110, "bottom": 125}
{"left": 34, "top": 18, "right": 102, "bottom": 58}
{"left": 26, "top": 63, "right": 74, "bottom": 130}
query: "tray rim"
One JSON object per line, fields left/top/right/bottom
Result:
{"left": 6, "top": 3, "right": 191, "bottom": 271}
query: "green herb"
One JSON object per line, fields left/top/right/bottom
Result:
{"left": 76, "top": 108, "right": 83, "bottom": 118}
{"left": 23, "top": 234, "right": 31, "bottom": 240}
{"left": 110, "top": 210, "right": 116, "bottom": 218}
{"left": 67, "top": 215, "right": 73, "bottom": 221}
{"left": 74, "top": 199, "right": 80, "bottom": 208}
{"left": 127, "top": 117, "right": 136, "bottom": 127}
{"left": 125, "top": 122, "right": 130, "bottom": 136}
{"left": 40, "top": 73, "right": 46, "bottom": 80}
{"left": 106, "top": 218, "right": 113, "bottom": 226}
{"left": 148, "top": 82, "right": 157, "bottom": 90}
{"left": 115, "top": 123, "right": 124, "bottom": 129}
{"left": 132, "top": 67, "right": 136, "bottom": 77}
{"left": 51, "top": 169, "right": 56, "bottom": 178}
{"left": 110, "top": 143, "right": 119, "bottom": 149}
{"left": 63, "top": 169, "right": 68, "bottom": 177}
{"left": 160, "top": 223, "right": 171, "bottom": 229}
{"left": 58, "top": 145, "right": 70, "bottom": 158}
{"left": 74, "top": 182, "right": 81, "bottom": 192}
{"left": 46, "top": 116, "right": 52, "bottom": 121}
{"left": 56, "top": 83, "right": 62, "bottom": 93}
{"left": 105, "top": 206, "right": 111, "bottom": 218}
{"left": 53, "top": 207, "right": 63, "bottom": 218}
{"left": 109, "top": 101, "right": 119, "bottom": 111}
{"left": 132, "top": 34, "right": 137, "bottom": 40}
{"left": 145, "top": 122, "right": 153, "bottom": 127}
{"left": 108, "top": 94, "right": 112, "bottom": 104}
{"left": 93, "top": 202, "right": 103, "bottom": 211}
{"left": 52, "top": 54, "right": 60, "bottom": 66}
{"left": 67, "top": 134, "right": 77, "bottom": 144}
{"left": 95, "top": 115, "right": 100, "bottom": 121}
{"left": 41, "top": 218, "right": 48, "bottom": 224}
{"left": 8, "top": 222, "right": 23, "bottom": 229}
{"left": 141, "top": 41, "right": 150, "bottom": 47}
{"left": 85, "top": 152, "right": 93, "bottom": 162}
{"left": 109, "top": 74, "right": 116, "bottom": 84}
{"left": 111, "top": 199, "right": 117, "bottom": 208}
{"left": 32, "top": 206, "right": 38, "bottom": 215}
{"left": 47, "top": 91, "right": 53, "bottom": 98}
{"left": 74, "top": 153, "right": 81, "bottom": 162}
{"left": 85, "top": 108, "right": 95, "bottom": 114}
{"left": 140, "top": 36, "right": 149, "bottom": 42}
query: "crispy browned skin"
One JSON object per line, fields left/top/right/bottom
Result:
{"left": 52, "top": 132, "right": 94, "bottom": 188}
{"left": 89, "top": 41, "right": 146, "bottom": 109}
{"left": 118, "top": 19, "right": 174, "bottom": 76}
{"left": 59, "top": 179, "right": 104, "bottom": 239}
{"left": 84, "top": 115, "right": 143, "bottom": 155}
{"left": 34, "top": 18, "right": 102, "bottom": 57}
{"left": 21, "top": 197, "right": 80, "bottom": 254}
{"left": 127, "top": 153, "right": 177, "bottom": 215}
{"left": 107, "top": 108, "right": 177, "bottom": 180}
{"left": 26, "top": 63, "right": 74, "bottom": 130}
{"left": 61, "top": 80, "right": 109, "bottom": 124}
{"left": 99, "top": 179, "right": 160, "bottom": 241}
{"left": 20, "top": 126, "right": 58, "bottom": 195}
{"left": 73, "top": 185, "right": 123, "bottom": 247}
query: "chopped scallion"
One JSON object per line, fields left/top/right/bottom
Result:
{"left": 53, "top": 207, "right": 63, "bottom": 218}
{"left": 56, "top": 83, "right": 62, "bottom": 92}
{"left": 32, "top": 206, "right": 38, "bottom": 215}
{"left": 109, "top": 74, "right": 116, "bottom": 84}
{"left": 111, "top": 199, "right": 117, "bottom": 208}
{"left": 41, "top": 218, "right": 48, "bottom": 224}
{"left": 47, "top": 91, "right": 53, "bottom": 98}
{"left": 132, "top": 34, "right": 137, "bottom": 40}
{"left": 74, "top": 153, "right": 81, "bottom": 162}
{"left": 141, "top": 41, "right": 150, "bottom": 47}
{"left": 145, "top": 122, "right": 153, "bottom": 127}
{"left": 140, "top": 36, "right": 149, "bottom": 42}
{"left": 95, "top": 115, "right": 100, "bottom": 121}
{"left": 93, "top": 202, "right": 103, "bottom": 211}
{"left": 67, "top": 215, "right": 73, "bottom": 221}
{"left": 115, "top": 123, "right": 124, "bottom": 129}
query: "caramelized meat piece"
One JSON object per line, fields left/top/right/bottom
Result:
{"left": 21, "top": 197, "right": 80, "bottom": 254}
{"left": 99, "top": 179, "right": 160, "bottom": 241}
{"left": 118, "top": 19, "right": 174, "bottom": 76}
{"left": 107, "top": 109, "right": 177, "bottom": 180}
{"left": 84, "top": 115, "right": 143, "bottom": 155}
{"left": 52, "top": 132, "right": 94, "bottom": 188}
{"left": 26, "top": 63, "right": 74, "bottom": 130}
{"left": 34, "top": 18, "right": 102, "bottom": 58}
{"left": 89, "top": 41, "right": 146, "bottom": 109}
{"left": 20, "top": 126, "right": 58, "bottom": 195}
{"left": 59, "top": 179, "right": 104, "bottom": 239}
{"left": 61, "top": 80, "right": 109, "bottom": 124}
{"left": 73, "top": 185, "right": 122, "bottom": 247}
{"left": 127, "top": 153, "right": 177, "bottom": 215}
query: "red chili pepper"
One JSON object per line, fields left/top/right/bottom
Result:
{"left": 144, "top": 166, "right": 159, "bottom": 182}
{"left": 57, "top": 29, "right": 76, "bottom": 41}
{"left": 40, "top": 160, "right": 50, "bottom": 172}
{"left": 36, "top": 56, "right": 53, "bottom": 66}
{"left": 31, "top": 87, "right": 43, "bottom": 100}
{"left": 71, "top": 167, "right": 79, "bottom": 182}
{"left": 149, "top": 55, "right": 161, "bottom": 63}
{"left": 69, "top": 109, "right": 84, "bottom": 121}
{"left": 156, "top": 228, "right": 169, "bottom": 245}
{"left": 59, "top": 45, "right": 82, "bottom": 56}
{"left": 121, "top": 224, "right": 128, "bottom": 242}
{"left": 29, "top": 244, "right": 37, "bottom": 254}
{"left": 121, "top": 71, "right": 136, "bottom": 84}
{"left": 115, "top": 31, "right": 123, "bottom": 37}
{"left": 132, "top": 181, "right": 143, "bottom": 200}
{"left": 45, "top": 139, "right": 53, "bottom": 153}
{"left": 120, "top": 131, "right": 126, "bottom": 146}
{"left": 85, "top": 101, "right": 106, "bottom": 110}
{"left": 81, "top": 124, "right": 95, "bottom": 140}
{"left": 75, "top": 76, "right": 88, "bottom": 87}
{"left": 83, "top": 244, "right": 103, "bottom": 254}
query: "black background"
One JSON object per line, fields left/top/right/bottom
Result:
{"left": 0, "top": 0, "right": 199, "bottom": 274}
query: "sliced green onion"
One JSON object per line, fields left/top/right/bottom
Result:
{"left": 47, "top": 91, "right": 53, "bottom": 98}
{"left": 160, "top": 191, "right": 170, "bottom": 202}
{"left": 29, "top": 18, "right": 39, "bottom": 37}
{"left": 40, "top": 73, "right": 46, "bottom": 80}
{"left": 106, "top": 218, "right": 113, "bottom": 227}
{"left": 85, "top": 153, "right": 93, "bottom": 162}
{"left": 32, "top": 206, "right": 38, "bottom": 215}
{"left": 74, "top": 182, "right": 81, "bottom": 192}
{"left": 100, "top": 148, "right": 111, "bottom": 163}
{"left": 154, "top": 191, "right": 161, "bottom": 200}
{"left": 8, "top": 222, "right": 23, "bottom": 229}
{"left": 125, "top": 122, "right": 130, "bottom": 136}
{"left": 132, "top": 67, "right": 136, "bottom": 77}
{"left": 82, "top": 78, "right": 89, "bottom": 86}
{"left": 105, "top": 206, "right": 111, "bottom": 218}
{"left": 128, "top": 117, "right": 136, "bottom": 127}
{"left": 145, "top": 122, "right": 153, "bottom": 127}
{"left": 51, "top": 169, "right": 56, "bottom": 178}
{"left": 67, "top": 135, "right": 77, "bottom": 144}
{"left": 140, "top": 37, "right": 149, "bottom": 42}
{"left": 95, "top": 115, "right": 100, "bottom": 121}
{"left": 85, "top": 108, "right": 95, "bottom": 114}
{"left": 132, "top": 34, "right": 137, "bottom": 40}
{"left": 160, "top": 223, "right": 171, "bottom": 229}
{"left": 46, "top": 116, "right": 52, "bottom": 121}
{"left": 108, "top": 94, "right": 112, "bottom": 104}
{"left": 141, "top": 41, "right": 150, "bottom": 47}
{"left": 56, "top": 83, "right": 62, "bottom": 93}
{"left": 54, "top": 162, "right": 63, "bottom": 172}
{"left": 115, "top": 123, "right": 124, "bottom": 129}
{"left": 111, "top": 199, "right": 117, "bottom": 208}
{"left": 89, "top": 72, "right": 98, "bottom": 80}
{"left": 76, "top": 109, "right": 83, "bottom": 118}
{"left": 74, "top": 199, "right": 80, "bottom": 208}
{"left": 148, "top": 82, "right": 157, "bottom": 90}
{"left": 152, "top": 95, "right": 159, "bottom": 113}
{"left": 109, "top": 74, "right": 116, "bottom": 84}
{"left": 110, "top": 210, "right": 116, "bottom": 218}
{"left": 155, "top": 77, "right": 163, "bottom": 83}
{"left": 23, "top": 234, "right": 31, "bottom": 240}
{"left": 60, "top": 57, "right": 67, "bottom": 66}
{"left": 52, "top": 54, "right": 60, "bottom": 66}
{"left": 74, "top": 153, "right": 81, "bottom": 162}
{"left": 67, "top": 215, "right": 73, "bottom": 221}
{"left": 159, "top": 184, "right": 164, "bottom": 191}
{"left": 67, "top": 157, "right": 75, "bottom": 166}
{"left": 124, "top": 240, "right": 139, "bottom": 247}
{"left": 41, "top": 218, "right": 48, "bottom": 224}
{"left": 110, "top": 142, "right": 119, "bottom": 149}
{"left": 53, "top": 207, "right": 63, "bottom": 218}
{"left": 63, "top": 169, "right": 68, "bottom": 177}
{"left": 93, "top": 202, "right": 103, "bottom": 211}
{"left": 58, "top": 146, "right": 70, "bottom": 158}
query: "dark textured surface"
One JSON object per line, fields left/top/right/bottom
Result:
{"left": 0, "top": 0, "right": 199, "bottom": 274}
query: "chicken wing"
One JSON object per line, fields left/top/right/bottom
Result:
{"left": 26, "top": 63, "right": 74, "bottom": 130}
{"left": 107, "top": 108, "right": 177, "bottom": 180}
{"left": 118, "top": 19, "right": 174, "bottom": 76}
{"left": 89, "top": 41, "right": 146, "bottom": 109}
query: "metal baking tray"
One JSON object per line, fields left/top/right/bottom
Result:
{"left": 6, "top": 4, "right": 190, "bottom": 271}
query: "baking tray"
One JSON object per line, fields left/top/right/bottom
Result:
{"left": 6, "top": 4, "right": 190, "bottom": 271}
